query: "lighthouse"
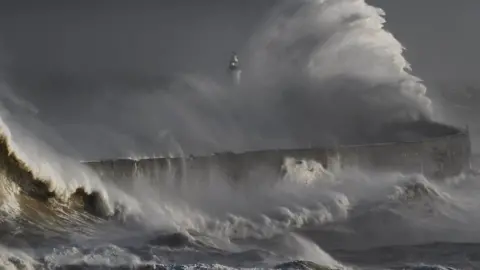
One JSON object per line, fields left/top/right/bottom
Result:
{"left": 228, "top": 51, "right": 241, "bottom": 86}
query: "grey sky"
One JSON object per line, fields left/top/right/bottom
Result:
{"left": 369, "top": 0, "right": 480, "bottom": 85}
{"left": 0, "top": 1, "right": 477, "bottom": 83}
{"left": 0, "top": 1, "right": 275, "bottom": 77}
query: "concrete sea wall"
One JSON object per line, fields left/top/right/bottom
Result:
{"left": 85, "top": 122, "right": 471, "bottom": 181}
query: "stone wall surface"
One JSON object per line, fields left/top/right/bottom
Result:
{"left": 85, "top": 122, "right": 472, "bottom": 182}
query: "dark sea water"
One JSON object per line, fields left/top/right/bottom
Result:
{"left": 1, "top": 134, "right": 480, "bottom": 270}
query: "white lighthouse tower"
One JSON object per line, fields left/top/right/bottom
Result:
{"left": 228, "top": 51, "right": 241, "bottom": 86}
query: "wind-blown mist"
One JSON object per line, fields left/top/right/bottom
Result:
{"left": 240, "top": 0, "right": 432, "bottom": 146}
{"left": 4, "top": 0, "right": 432, "bottom": 160}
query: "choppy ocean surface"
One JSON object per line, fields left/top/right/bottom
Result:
{"left": 2, "top": 121, "right": 480, "bottom": 270}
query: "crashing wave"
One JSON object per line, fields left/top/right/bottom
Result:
{"left": 389, "top": 176, "right": 450, "bottom": 203}
{"left": 0, "top": 129, "right": 114, "bottom": 218}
